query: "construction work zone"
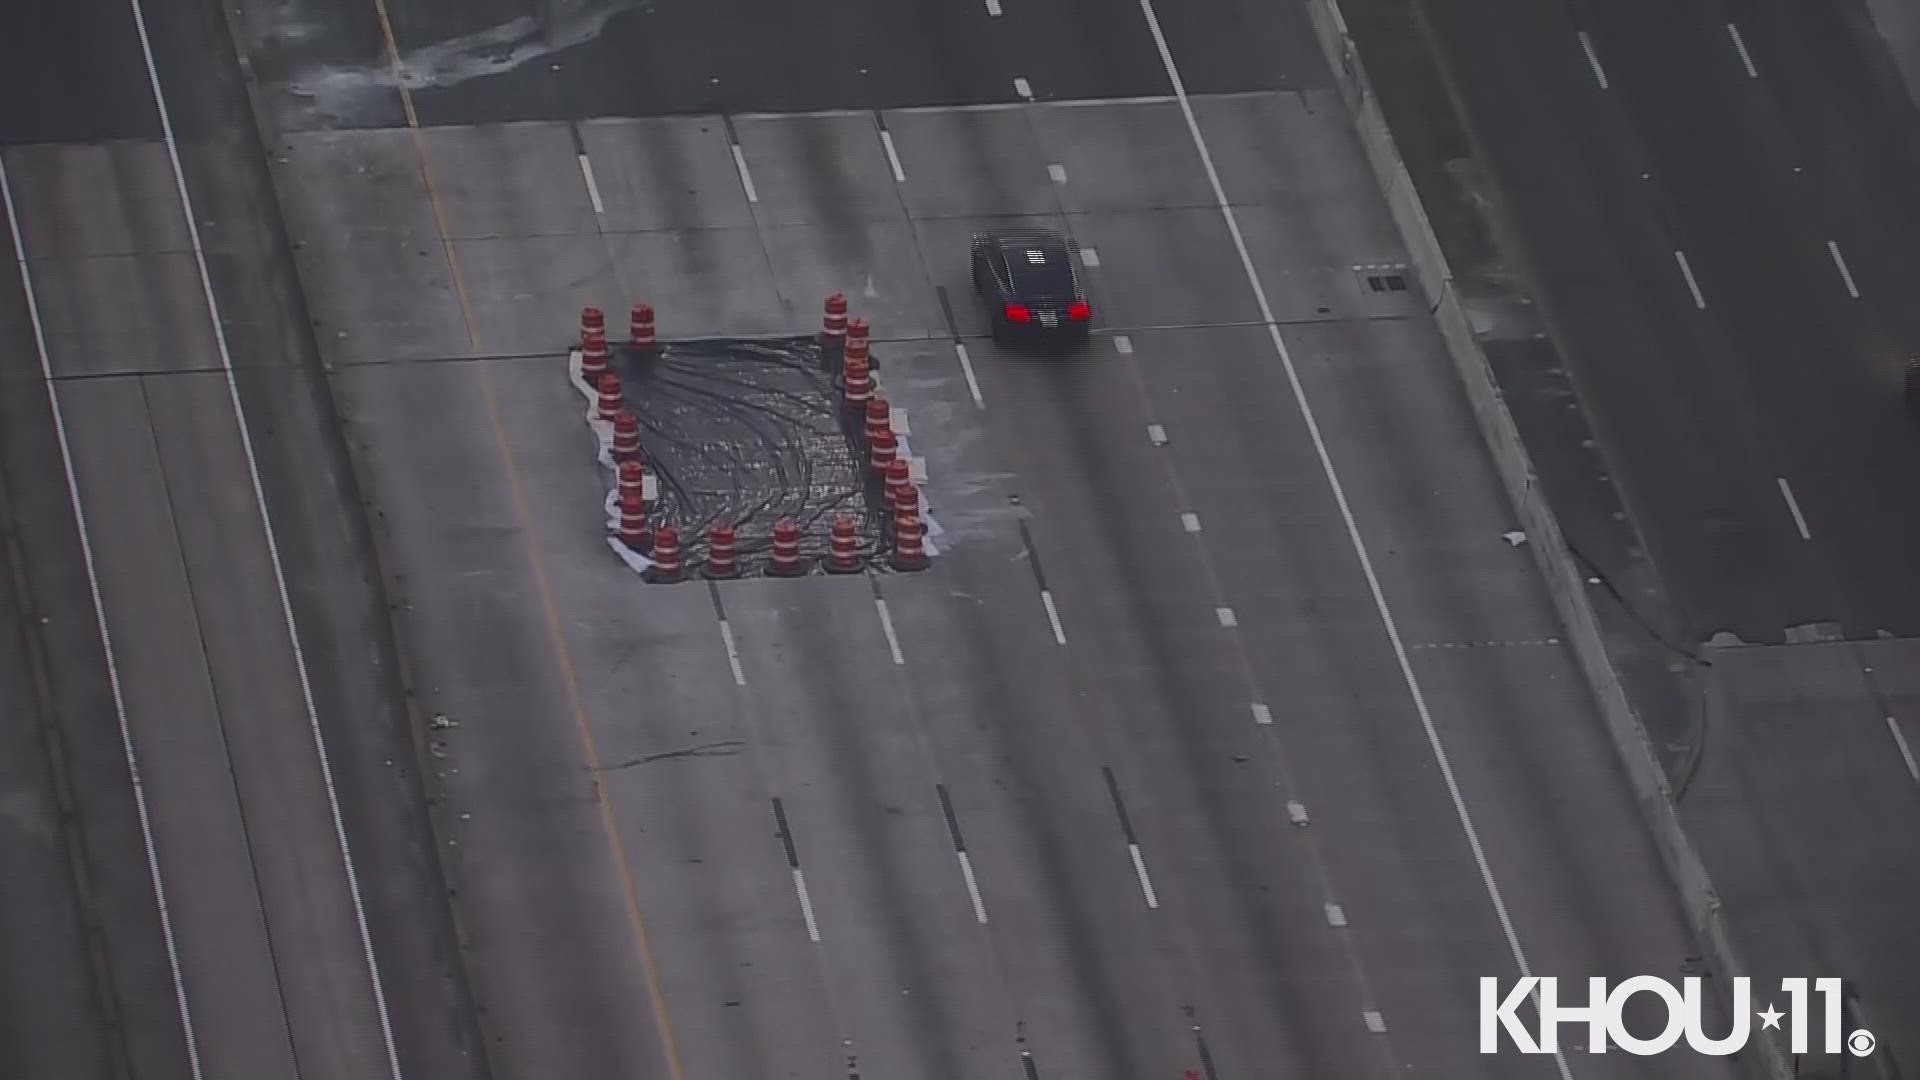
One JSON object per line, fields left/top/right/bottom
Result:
{"left": 566, "top": 296, "right": 943, "bottom": 582}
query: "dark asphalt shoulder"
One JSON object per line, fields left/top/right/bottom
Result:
{"left": 0, "top": 0, "right": 158, "bottom": 145}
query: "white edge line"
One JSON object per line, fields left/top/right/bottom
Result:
{"left": 1127, "top": 843, "right": 1159, "bottom": 908}
{"left": 718, "top": 618, "right": 747, "bottom": 685}
{"left": 1827, "top": 240, "right": 1860, "bottom": 299}
{"left": 124, "top": 0, "right": 405, "bottom": 1074}
{"left": 731, "top": 143, "right": 759, "bottom": 203}
{"left": 1886, "top": 717, "right": 1920, "bottom": 784}
{"left": 956, "top": 851, "right": 990, "bottom": 922}
{"left": 1, "top": 146, "right": 206, "bottom": 1080}
{"left": 1776, "top": 476, "right": 1812, "bottom": 540}
{"left": 878, "top": 129, "right": 907, "bottom": 184}
{"left": 953, "top": 342, "right": 986, "bottom": 409}
{"left": 1132, "top": 2, "right": 1571, "bottom": 1077}
{"left": 577, "top": 152, "right": 605, "bottom": 215}
{"left": 1039, "top": 588, "right": 1067, "bottom": 644}
{"left": 792, "top": 867, "right": 821, "bottom": 941}
{"left": 1577, "top": 30, "right": 1610, "bottom": 89}
{"left": 1675, "top": 250, "right": 1706, "bottom": 309}
{"left": 874, "top": 597, "right": 906, "bottom": 665}
{"left": 1728, "top": 23, "right": 1759, "bottom": 78}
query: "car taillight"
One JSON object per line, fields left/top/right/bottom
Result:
{"left": 1003, "top": 303, "right": 1032, "bottom": 322}
{"left": 1066, "top": 299, "right": 1090, "bottom": 320}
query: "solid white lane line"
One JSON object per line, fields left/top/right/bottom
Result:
{"left": 953, "top": 343, "right": 985, "bottom": 409}
{"left": 731, "top": 143, "right": 759, "bottom": 203}
{"left": 1828, "top": 240, "right": 1860, "bottom": 298}
{"left": 718, "top": 618, "right": 747, "bottom": 686}
{"left": 1675, "top": 250, "right": 1706, "bottom": 308}
{"left": 577, "top": 153, "right": 605, "bottom": 215}
{"left": 1728, "top": 23, "right": 1759, "bottom": 78}
{"left": 1132, "top": 2, "right": 1569, "bottom": 1076}
{"left": 1014, "top": 77, "right": 1033, "bottom": 100}
{"left": 1040, "top": 589, "right": 1067, "bottom": 645}
{"left": 1777, "top": 477, "right": 1812, "bottom": 540}
{"left": 956, "top": 852, "right": 990, "bottom": 923}
{"left": 125, "top": 0, "right": 405, "bottom": 1072}
{"left": 1887, "top": 717, "right": 1920, "bottom": 784}
{"left": 792, "top": 868, "right": 822, "bottom": 941}
{"left": 874, "top": 598, "right": 906, "bottom": 665}
{"left": 1578, "top": 31, "right": 1610, "bottom": 89}
{"left": 1, "top": 150, "right": 206, "bottom": 1080}
{"left": 879, "top": 130, "right": 907, "bottom": 184}
{"left": 1127, "top": 844, "right": 1160, "bottom": 908}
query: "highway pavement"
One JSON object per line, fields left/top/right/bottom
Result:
{"left": 0, "top": 0, "right": 485, "bottom": 1077}
{"left": 1420, "top": 0, "right": 1920, "bottom": 648}
{"left": 1365, "top": 0, "right": 1920, "bottom": 1066}
{"left": 218, "top": 0, "right": 1758, "bottom": 1076}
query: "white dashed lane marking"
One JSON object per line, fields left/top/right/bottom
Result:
{"left": 1777, "top": 477, "right": 1812, "bottom": 540}
{"left": 953, "top": 343, "right": 985, "bottom": 409}
{"left": 731, "top": 143, "right": 758, "bottom": 203}
{"left": 1887, "top": 717, "right": 1920, "bottom": 784}
{"left": 1578, "top": 30, "right": 1609, "bottom": 89}
{"left": 718, "top": 618, "right": 747, "bottom": 685}
{"left": 577, "top": 153, "right": 605, "bottom": 215}
{"left": 1828, "top": 240, "right": 1860, "bottom": 298}
{"left": 1040, "top": 589, "right": 1067, "bottom": 645}
{"left": 879, "top": 129, "right": 906, "bottom": 184}
{"left": 874, "top": 597, "right": 906, "bottom": 666}
{"left": 1675, "top": 250, "right": 1706, "bottom": 308}
{"left": 1727, "top": 23, "right": 1759, "bottom": 78}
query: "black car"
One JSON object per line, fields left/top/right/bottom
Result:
{"left": 970, "top": 230, "right": 1092, "bottom": 350}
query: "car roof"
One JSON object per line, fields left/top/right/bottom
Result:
{"left": 989, "top": 232, "right": 1078, "bottom": 297}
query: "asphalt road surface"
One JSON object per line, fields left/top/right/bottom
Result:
{"left": 1420, "top": 0, "right": 1920, "bottom": 647}
{"left": 2, "top": 0, "right": 1768, "bottom": 1077}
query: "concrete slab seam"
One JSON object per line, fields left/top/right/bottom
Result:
{"left": 1304, "top": 2, "right": 1792, "bottom": 1077}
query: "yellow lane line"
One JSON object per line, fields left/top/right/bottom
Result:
{"left": 365, "top": 7, "right": 689, "bottom": 1080}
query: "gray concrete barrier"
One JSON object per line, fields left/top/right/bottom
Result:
{"left": 1300, "top": 2, "right": 1791, "bottom": 1077}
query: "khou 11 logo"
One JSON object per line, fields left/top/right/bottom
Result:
{"left": 1480, "top": 977, "right": 1878, "bottom": 1057}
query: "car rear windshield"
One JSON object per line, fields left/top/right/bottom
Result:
{"left": 1005, "top": 243, "right": 1076, "bottom": 298}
